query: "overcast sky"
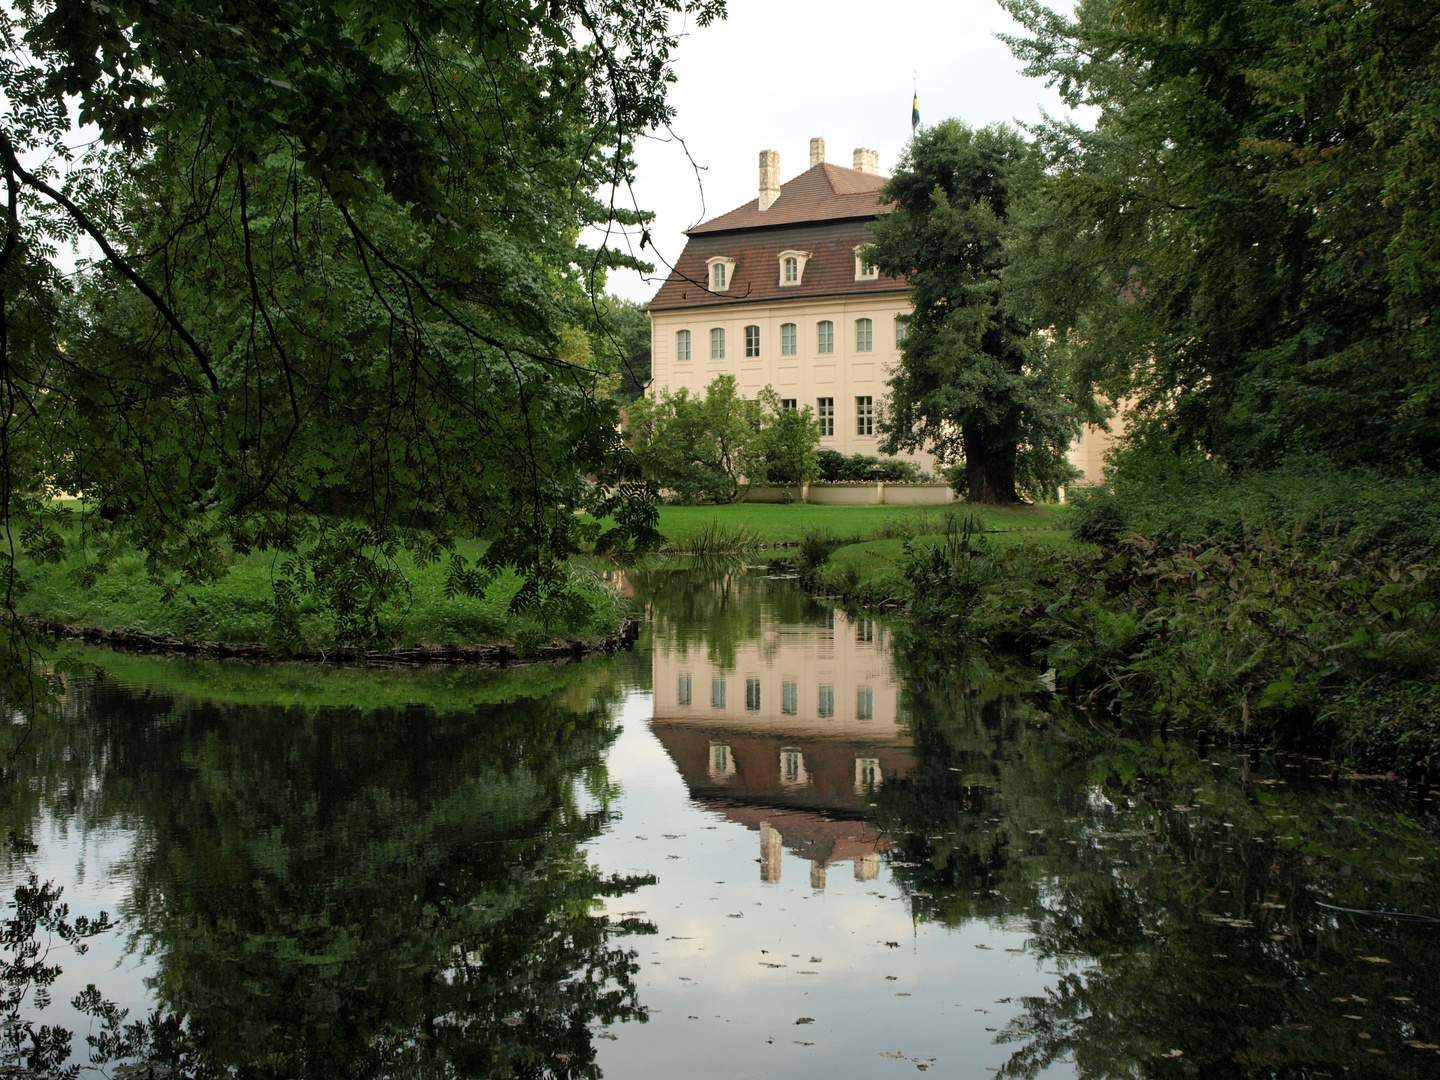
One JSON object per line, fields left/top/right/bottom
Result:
{"left": 596, "top": 0, "right": 1082, "bottom": 304}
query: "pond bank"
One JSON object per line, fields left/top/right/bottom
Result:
{"left": 796, "top": 522, "right": 1440, "bottom": 782}
{"left": 29, "top": 615, "right": 641, "bottom": 668}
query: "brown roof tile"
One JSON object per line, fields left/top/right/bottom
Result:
{"left": 647, "top": 218, "right": 906, "bottom": 312}
{"left": 686, "top": 162, "right": 892, "bottom": 235}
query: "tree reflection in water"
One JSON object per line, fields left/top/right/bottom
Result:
{"left": 2, "top": 663, "right": 652, "bottom": 1079}
{"left": 879, "top": 634, "right": 1440, "bottom": 1078}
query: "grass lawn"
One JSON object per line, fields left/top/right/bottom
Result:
{"left": 16, "top": 533, "right": 624, "bottom": 651}
{"left": 654, "top": 502, "right": 1066, "bottom": 546}
{"left": 810, "top": 529, "right": 1081, "bottom": 600}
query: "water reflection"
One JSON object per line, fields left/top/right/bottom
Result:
{"left": 3, "top": 661, "right": 653, "bottom": 1078}
{"left": 2, "top": 570, "right": 1437, "bottom": 1078}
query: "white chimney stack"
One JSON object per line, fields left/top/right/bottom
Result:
{"left": 853, "top": 148, "right": 879, "bottom": 175}
{"left": 759, "top": 149, "right": 780, "bottom": 211}
{"left": 810, "top": 137, "right": 826, "bottom": 167}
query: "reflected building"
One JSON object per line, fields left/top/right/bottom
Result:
{"left": 651, "top": 605, "right": 912, "bottom": 889}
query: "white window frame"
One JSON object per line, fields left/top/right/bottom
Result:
{"left": 777, "top": 249, "right": 811, "bottom": 287}
{"left": 817, "top": 397, "right": 834, "bottom": 437}
{"left": 710, "top": 327, "right": 726, "bottom": 360}
{"left": 895, "top": 315, "right": 909, "bottom": 346}
{"left": 817, "top": 320, "right": 834, "bottom": 354}
{"left": 856, "top": 395, "right": 874, "bottom": 436}
{"left": 744, "top": 324, "right": 761, "bottom": 357}
{"left": 675, "top": 329, "right": 691, "bottom": 362}
{"left": 854, "top": 245, "right": 879, "bottom": 282}
{"left": 706, "top": 256, "right": 737, "bottom": 293}
{"left": 856, "top": 317, "right": 873, "bottom": 352}
{"left": 780, "top": 322, "right": 797, "bottom": 355}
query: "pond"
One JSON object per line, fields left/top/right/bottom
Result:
{"left": 4, "top": 569, "right": 1438, "bottom": 1078}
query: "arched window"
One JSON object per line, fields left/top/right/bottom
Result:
{"left": 744, "top": 325, "right": 760, "bottom": 357}
{"left": 777, "top": 249, "right": 810, "bottom": 287}
{"left": 780, "top": 323, "right": 797, "bottom": 355}
{"left": 895, "top": 316, "right": 909, "bottom": 346}
{"left": 710, "top": 327, "right": 725, "bottom": 359}
{"left": 856, "top": 318, "right": 873, "bottom": 352}
{"left": 675, "top": 329, "right": 691, "bottom": 362}
{"left": 817, "top": 320, "right": 834, "bottom": 354}
{"left": 712, "top": 262, "right": 727, "bottom": 289}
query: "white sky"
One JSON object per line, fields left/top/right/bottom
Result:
{"left": 597, "top": 0, "right": 1082, "bottom": 304}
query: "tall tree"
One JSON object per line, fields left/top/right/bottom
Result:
{"left": 0, "top": 0, "right": 723, "bottom": 670}
{"left": 869, "top": 121, "right": 1078, "bottom": 504}
{"left": 1001, "top": 0, "right": 1440, "bottom": 471}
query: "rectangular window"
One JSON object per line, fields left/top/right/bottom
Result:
{"left": 745, "top": 677, "right": 761, "bottom": 711}
{"left": 710, "top": 327, "right": 725, "bottom": 360}
{"left": 711, "top": 677, "right": 726, "bottom": 708}
{"left": 856, "top": 318, "right": 873, "bottom": 352}
{"left": 894, "top": 316, "right": 909, "bottom": 346}
{"left": 782, "top": 680, "right": 798, "bottom": 715}
{"left": 782, "top": 748, "right": 804, "bottom": 784}
{"left": 856, "top": 396, "right": 874, "bottom": 436}
{"left": 817, "top": 320, "right": 834, "bottom": 354}
{"left": 780, "top": 322, "right": 797, "bottom": 355}
{"left": 744, "top": 324, "right": 760, "bottom": 358}
{"left": 676, "top": 329, "right": 691, "bottom": 362}
{"left": 856, "top": 618, "right": 874, "bottom": 643}
{"left": 817, "top": 684, "right": 835, "bottom": 718}
{"left": 856, "top": 685, "right": 874, "bottom": 721}
{"left": 781, "top": 398, "right": 797, "bottom": 411}
{"left": 678, "top": 673, "right": 692, "bottom": 706}
{"left": 817, "top": 398, "right": 834, "bottom": 437}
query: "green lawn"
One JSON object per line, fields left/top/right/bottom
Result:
{"left": 654, "top": 502, "right": 1066, "bottom": 546}
{"left": 16, "top": 534, "right": 624, "bottom": 651}
{"left": 811, "top": 529, "right": 1079, "bottom": 599}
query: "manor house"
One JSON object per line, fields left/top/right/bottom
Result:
{"left": 645, "top": 137, "right": 1115, "bottom": 484}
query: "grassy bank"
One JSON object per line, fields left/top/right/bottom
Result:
{"left": 653, "top": 501, "right": 1064, "bottom": 547}
{"left": 799, "top": 470, "right": 1440, "bottom": 778}
{"left": 15, "top": 532, "right": 626, "bottom": 654}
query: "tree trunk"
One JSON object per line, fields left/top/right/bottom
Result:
{"left": 963, "top": 424, "right": 1021, "bottom": 504}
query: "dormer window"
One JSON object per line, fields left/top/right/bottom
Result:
{"left": 777, "top": 249, "right": 811, "bottom": 287}
{"left": 706, "top": 256, "right": 737, "bottom": 293}
{"left": 854, "top": 245, "right": 878, "bottom": 281}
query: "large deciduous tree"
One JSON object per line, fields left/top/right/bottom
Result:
{"left": 1001, "top": 0, "right": 1440, "bottom": 471}
{"left": 0, "top": 0, "right": 722, "bottom": 671}
{"left": 869, "top": 120, "right": 1078, "bottom": 504}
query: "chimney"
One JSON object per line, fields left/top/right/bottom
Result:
{"left": 853, "top": 148, "right": 879, "bottom": 175}
{"left": 758, "top": 149, "right": 780, "bottom": 211}
{"left": 809, "top": 136, "right": 826, "bottom": 167}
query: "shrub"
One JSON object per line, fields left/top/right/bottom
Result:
{"left": 816, "top": 451, "right": 923, "bottom": 484}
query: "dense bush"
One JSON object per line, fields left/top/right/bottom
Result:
{"left": 1070, "top": 452, "right": 1440, "bottom": 555}
{"left": 815, "top": 451, "right": 924, "bottom": 484}
{"left": 899, "top": 527, "right": 1440, "bottom": 775}
{"left": 626, "top": 377, "right": 820, "bottom": 503}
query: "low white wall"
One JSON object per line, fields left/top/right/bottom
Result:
{"left": 742, "top": 483, "right": 957, "bottom": 506}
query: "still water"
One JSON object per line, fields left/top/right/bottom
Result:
{"left": 4, "top": 569, "right": 1438, "bottom": 1077}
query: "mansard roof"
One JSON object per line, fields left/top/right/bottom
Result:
{"left": 685, "top": 162, "right": 892, "bottom": 235}
{"left": 647, "top": 163, "right": 903, "bottom": 313}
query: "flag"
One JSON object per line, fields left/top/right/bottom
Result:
{"left": 912, "top": 92, "right": 920, "bottom": 134}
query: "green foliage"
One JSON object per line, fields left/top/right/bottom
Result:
{"left": 754, "top": 391, "right": 822, "bottom": 485}
{"left": 596, "top": 296, "right": 653, "bottom": 405}
{"left": 900, "top": 529, "right": 1440, "bottom": 772}
{"left": 815, "top": 450, "right": 923, "bottom": 483}
{"left": 626, "top": 375, "right": 819, "bottom": 502}
{"left": 1001, "top": 0, "right": 1440, "bottom": 471}
{"left": 868, "top": 120, "right": 1082, "bottom": 503}
{"left": 1069, "top": 452, "right": 1440, "bottom": 555}
{"left": 0, "top": 0, "right": 732, "bottom": 690}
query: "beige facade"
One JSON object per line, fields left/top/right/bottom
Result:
{"left": 646, "top": 136, "right": 1124, "bottom": 489}
{"left": 649, "top": 294, "right": 926, "bottom": 465}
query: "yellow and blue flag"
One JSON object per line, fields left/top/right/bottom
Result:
{"left": 912, "top": 92, "right": 920, "bottom": 133}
